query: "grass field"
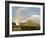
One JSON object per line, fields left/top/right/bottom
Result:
{"left": 12, "top": 20, "right": 40, "bottom": 31}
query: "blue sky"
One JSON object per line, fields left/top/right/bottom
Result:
{"left": 12, "top": 7, "right": 40, "bottom": 20}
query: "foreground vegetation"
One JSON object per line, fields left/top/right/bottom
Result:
{"left": 12, "top": 20, "right": 40, "bottom": 31}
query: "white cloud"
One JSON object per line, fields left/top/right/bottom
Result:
{"left": 12, "top": 7, "right": 27, "bottom": 23}
{"left": 31, "top": 15, "right": 40, "bottom": 24}
{"left": 18, "top": 7, "right": 27, "bottom": 11}
{"left": 20, "top": 15, "right": 40, "bottom": 24}
{"left": 20, "top": 20, "right": 27, "bottom": 23}
{"left": 12, "top": 16, "right": 16, "bottom": 23}
{"left": 25, "top": 15, "right": 40, "bottom": 24}
{"left": 12, "top": 15, "right": 40, "bottom": 24}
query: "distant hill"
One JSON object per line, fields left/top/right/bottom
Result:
{"left": 20, "top": 20, "right": 40, "bottom": 30}
{"left": 20, "top": 20, "right": 40, "bottom": 26}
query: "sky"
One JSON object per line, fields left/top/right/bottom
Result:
{"left": 12, "top": 7, "right": 40, "bottom": 23}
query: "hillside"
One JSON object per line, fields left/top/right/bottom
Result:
{"left": 12, "top": 20, "right": 40, "bottom": 31}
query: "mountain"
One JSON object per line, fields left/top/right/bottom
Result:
{"left": 20, "top": 20, "right": 40, "bottom": 30}
{"left": 20, "top": 20, "right": 40, "bottom": 26}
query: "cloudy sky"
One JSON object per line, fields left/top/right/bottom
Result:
{"left": 12, "top": 7, "right": 40, "bottom": 24}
